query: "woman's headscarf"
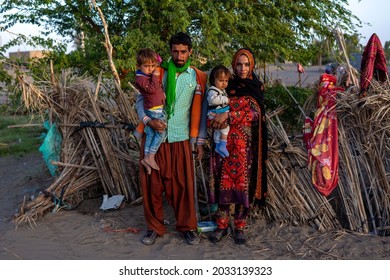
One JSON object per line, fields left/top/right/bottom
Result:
{"left": 227, "top": 48, "right": 264, "bottom": 105}
{"left": 231, "top": 48, "right": 256, "bottom": 79}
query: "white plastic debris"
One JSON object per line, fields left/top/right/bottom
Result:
{"left": 100, "top": 194, "right": 124, "bottom": 210}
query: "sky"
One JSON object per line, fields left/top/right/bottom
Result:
{"left": 0, "top": 0, "right": 389, "bottom": 55}
{"left": 347, "top": 0, "right": 390, "bottom": 45}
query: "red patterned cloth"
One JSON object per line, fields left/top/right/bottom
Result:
{"left": 210, "top": 95, "right": 264, "bottom": 207}
{"left": 303, "top": 116, "right": 314, "bottom": 150}
{"left": 220, "top": 96, "right": 253, "bottom": 200}
{"left": 360, "top": 33, "right": 388, "bottom": 95}
{"left": 307, "top": 73, "right": 344, "bottom": 196}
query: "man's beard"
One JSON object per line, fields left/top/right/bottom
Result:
{"left": 174, "top": 59, "right": 185, "bottom": 67}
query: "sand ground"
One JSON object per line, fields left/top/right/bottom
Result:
{"left": 1, "top": 152, "right": 390, "bottom": 260}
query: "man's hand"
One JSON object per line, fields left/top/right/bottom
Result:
{"left": 147, "top": 119, "right": 167, "bottom": 132}
{"left": 210, "top": 111, "right": 229, "bottom": 130}
{"left": 195, "top": 144, "right": 204, "bottom": 160}
{"left": 195, "top": 84, "right": 202, "bottom": 95}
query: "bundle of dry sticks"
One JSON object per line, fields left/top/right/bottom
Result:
{"left": 14, "top": 70, "right": 141, "bottom": 227}
{"left": 262, "top": 81, "right": 390, "bottom": 234}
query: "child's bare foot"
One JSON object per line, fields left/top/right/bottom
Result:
{"left": 141, "top": 159, "right": 152, "bottom": 175}
{"left": 144, "top": 156, "right": 160, "bottom": 170}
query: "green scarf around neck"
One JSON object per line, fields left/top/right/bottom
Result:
{"left": 161, "top": 58, "right": 191, "bottom": 119}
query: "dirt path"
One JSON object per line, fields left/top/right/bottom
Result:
{"left": 1, "top": 152, "right": 390, "bottom": 260}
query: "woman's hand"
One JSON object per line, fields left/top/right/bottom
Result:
{"left": 210, "top": 111, "right": 229, "bottom": 130}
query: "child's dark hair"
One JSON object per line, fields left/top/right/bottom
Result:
{"left": 136, "top": 48, "right": 158, "bottom": 66}
{"left": 209, "top": 65, "right": 231, "bottom": 87}
{"left": 169, "top": 32, "right": 192, "bottom": 50}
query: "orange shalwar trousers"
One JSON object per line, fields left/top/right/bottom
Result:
{"left": 140, "top": 138, "right": 198, "bottom": 236}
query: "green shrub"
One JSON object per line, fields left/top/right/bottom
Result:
{"left": 265, "top": 85, "right": 314, "bottom": 134}
{"left": 0, "top": 112, "right": 45, "bottom": 156}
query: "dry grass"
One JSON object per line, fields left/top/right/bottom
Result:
{"left": 13, "top": 69, "right": 141, "bottom": 227}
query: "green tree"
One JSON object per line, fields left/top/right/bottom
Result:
{"left": 307, "top": 32, "right": 362, "bottom": 67}
{"left": 344, "top": 33, "right": 362, "bottom": 54}
{"left": 1, "top": 0, "right": 361, "bottom": 76}
{"left": 384, "top": 41, "right": 390, "bottom": 61}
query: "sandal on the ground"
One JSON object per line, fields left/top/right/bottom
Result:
{"left": 234, "top": 229, "right": 247, "bottom": 245}
{"left": 141, "top": 230, "right": 158, "bottom": 245}
{"left": 209, "top": 227, "right": 228, "bottom": 243}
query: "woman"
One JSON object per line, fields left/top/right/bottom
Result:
{"left": 208, "top": 48, "right": 268, "bottom": 245}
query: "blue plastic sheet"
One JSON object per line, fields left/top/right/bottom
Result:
{"left": 39, "top": 121, "right": 62, "bottom": 176}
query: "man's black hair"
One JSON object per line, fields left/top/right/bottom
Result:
{"left": 169, "top": 32, "right": 192, "bottom": 50}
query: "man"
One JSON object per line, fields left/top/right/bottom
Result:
{"left": 135, "top": 32, "right": 208, "bottom": 246}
